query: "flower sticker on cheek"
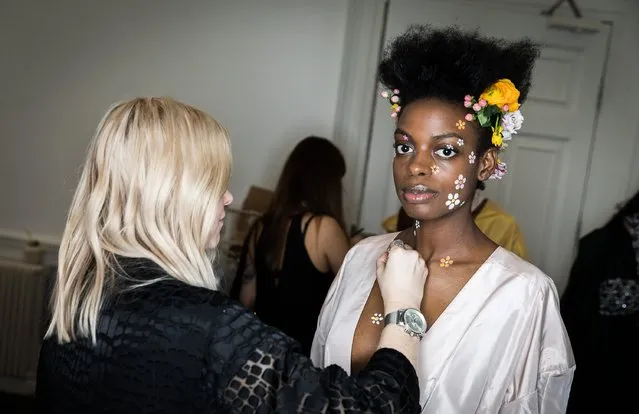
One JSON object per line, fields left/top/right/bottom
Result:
{"left": 430, "top": 165, "right": 440, "bottom": 174}
{"left": 468, "top": 151, "right": 476, "bottom": 164}
{"left": 455, "top": 175, "right": 466, "bottom": 190}
{"left": 445, "top": 193, "right": 461, "bottom": 210}
{"left": 457, "top": 138, "right": 465, "bottom": 147}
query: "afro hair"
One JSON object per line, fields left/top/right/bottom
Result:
{"left": 378, "top": 24, "right": 540, "bottom": 113}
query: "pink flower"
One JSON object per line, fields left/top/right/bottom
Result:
{"left": 464, "top": 101, "right": 472, "bottom": 108}
{"left": 473, "top": 103, "right": 481, "bottom": 111}
{"left": 390, "top": 95, "right": 399, "bottom": 103}
{"left": 502, "top": 104, "right": 509, "bottom": 111}
{"left": 465, "top": 113, "right": 474, "bottom": 121}
{"left": 391, "top": 112, "right": 398, "bottom": 118}
{"left": 381, "top": 91, "right": 389, "bottom": 98}
{"left": 393, "top": 89, "right": 400, "bottom": 94}
{"left": 489, "top": 161, "right": 508, "bottom": 180}
{"left": 464, "top": 95, "right": 472, "bottom": 101}
{"left": 479, "top": 99, "right": 487, "bottom": 107}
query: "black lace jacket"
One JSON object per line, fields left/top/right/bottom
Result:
{"left": 36, "top": 259, "right": 420, "bottom": 413}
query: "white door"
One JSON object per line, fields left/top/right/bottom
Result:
{"left": 359, "top": 0, "right": 610, "bottom": 293}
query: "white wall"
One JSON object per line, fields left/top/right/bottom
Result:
{"left": 577, "top": 0, "right": 639, "bottom": 235}
{"left": 0, "top": 0, "right": 348, "bottom": 242}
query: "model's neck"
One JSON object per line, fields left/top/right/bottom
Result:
{"left": 413, "top": 207, "right": 482, "bottom": 261}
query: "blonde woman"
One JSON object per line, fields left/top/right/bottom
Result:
{"left": 35, "top": 97, "right": 428, "bottom": 413}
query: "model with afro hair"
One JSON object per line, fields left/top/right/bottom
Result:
{"left": 379, "top": 24, "right": 538, "bottom": 160}
{"left": 312, "top": 25, "right": 575, "bottom": 413}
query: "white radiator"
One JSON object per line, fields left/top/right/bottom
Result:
{"left": 0, "top": 258, "right": 48, "bottom": 380}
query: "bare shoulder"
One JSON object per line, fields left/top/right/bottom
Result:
{"left": 314, "top": 215, "right": 344, "bottom": 236}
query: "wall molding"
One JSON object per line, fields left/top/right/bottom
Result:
{"left": 0, "top": 228, "right": 59, "bottom": 266}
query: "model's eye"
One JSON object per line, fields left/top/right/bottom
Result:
{"left": 434, "top": 146, "right": 458, "bottom": 159}
{"left": 393, "top": 143, "right": 413, "bottom": 155}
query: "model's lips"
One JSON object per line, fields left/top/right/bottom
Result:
{"left": 402, "top": 184, "right": 438, "bottom": 203}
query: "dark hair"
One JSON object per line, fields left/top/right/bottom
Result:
{"left": 256, "top": 136, "right": 347, "bottom": 272}
{"left": 609, "top": 189, "right": 639, "bottom": 226}
{"left": 378, "top": 24, "right": 539, "bottom": 161}
{"left": 397, "top": 206, "right": 413, "bottom": 232}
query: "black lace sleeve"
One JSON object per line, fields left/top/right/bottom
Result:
{"left": 208, "top": 304, "right": 420, "bottom": 413}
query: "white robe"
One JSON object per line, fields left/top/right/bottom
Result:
{"left": 311, "top": 233, "right": 575, "bottom": 413}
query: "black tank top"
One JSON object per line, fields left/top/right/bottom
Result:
{"left": 242, "top": 214, "right": 333, "bottom": 356}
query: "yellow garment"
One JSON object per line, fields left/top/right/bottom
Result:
{"left": 381, "top": 215, "right": 400, "bottom": 233}
{"left": 381, "top": 199, "right": 529, "bottom": 260}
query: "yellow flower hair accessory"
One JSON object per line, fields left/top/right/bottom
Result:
{"left": 463, "top": 79, "right": 524, "bottom": 179}
{"left": 479, "top": 79, "right": 520, "bottom": 112}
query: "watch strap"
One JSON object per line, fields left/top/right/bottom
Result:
{"left": 384, "top": 310, "right": 404, "bottom": 326}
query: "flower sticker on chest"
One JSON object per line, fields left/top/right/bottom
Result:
{"left": 440, "top": 256, "right": 454, "bottom": 268}
{"left": 370, "top": 313, "right": 384, "bottom": 325}
{"left": 455, "top": 175, "right": 466, "bottom": 190}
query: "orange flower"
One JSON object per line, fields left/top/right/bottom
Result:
{"left": 479, "top": 79, "right": 520, "bottom": 112}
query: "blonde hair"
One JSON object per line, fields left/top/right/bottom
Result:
{"left": 46, "top": 97, "right": 232, "bottom": 343}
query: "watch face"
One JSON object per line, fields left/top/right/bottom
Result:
{"left": 404, "top": 308, "right": 427, "bottom": 334}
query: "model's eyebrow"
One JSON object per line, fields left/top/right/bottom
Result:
{"left": 393, "top": 128, "right": 412, "bottom": 140}
{"left": 432, "top": 132, "right": 464, "bottom": 140}
{"left": 394, "top": 129, "right": 465, "bottom": 142}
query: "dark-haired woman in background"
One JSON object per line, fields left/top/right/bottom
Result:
{"left": 311, "top": 26, "right": 574, "bottom": 412}
{"left": 230, "top": 136, "right": 357, "bottom": 356}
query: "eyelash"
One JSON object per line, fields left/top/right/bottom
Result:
{"left": 393, "top": 142, "right": 413, "bottom": 155}
{"left": 394, "top": 142, "right": 459, "bottom": 159}
{"left": 434, "top": 146, "right": 459, "bottom": 159}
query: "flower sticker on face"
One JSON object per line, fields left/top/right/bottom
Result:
{"left": 456, "top": 120, "right": 466, "bottom": 130}
{"left": 457, "top": 138, "right": 465, "bottom": 146}
{"left": 455, "top": 175, "right": 466, "bottom": 190}
{"left": 468, "top": 151, "right": 476, "bottom": 164}
{"left": 445, "top": 193, "right": 461, "bottom": 210}
{"left": 430, "top": 165, "right": 440, "bottom": 174}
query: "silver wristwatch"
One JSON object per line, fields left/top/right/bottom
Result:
{"left": 384, "top": 308, "right": 427, "bottom": 340}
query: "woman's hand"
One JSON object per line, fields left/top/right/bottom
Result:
{"left": 376, "top": 240, "right": 427, "bottom": 313}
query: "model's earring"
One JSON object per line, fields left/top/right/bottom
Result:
{"left": 413, "top": 219, "right": 421, "bottom": 237}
